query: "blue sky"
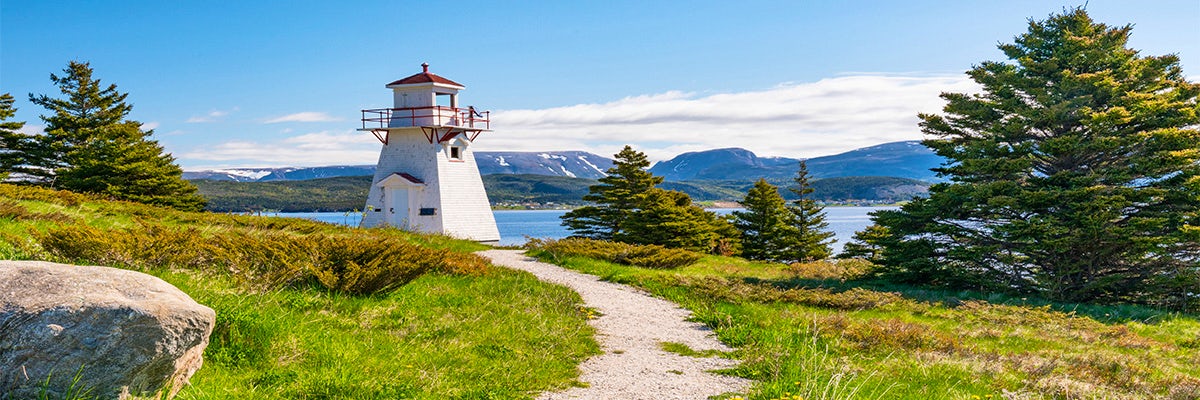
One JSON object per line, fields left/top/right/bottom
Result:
{"left": 2, "top": 1, "right": 1197, "bottom": 169}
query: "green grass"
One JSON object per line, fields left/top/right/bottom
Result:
{"left": 0, "top": 184, "right": 599, "bottom": 399}
{"left": 527, "top": 248, "right": 1200, "bottom": 400}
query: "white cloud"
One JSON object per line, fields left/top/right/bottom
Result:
{"left": 180, "top": 130, "right": 380, "bottom": 168}
{"left": 478, "top": 74, "right": 977, "bottom": 161}
{"left": 186, "top": 108, "right": 236, "bottom": 123}
{"left": 181, "top": 74, "right": 979, "bottom": 169}
{"left": 142, "top": 121, "right": 160, "bottom": 130}
{"left": 263, "top": 112, "right": 341, "bottom": 123}
{"left": 18, "top": 124, "right": 44, "bottom": 135}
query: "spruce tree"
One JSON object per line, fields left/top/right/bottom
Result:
{"left": 871, "top": 9, "right": 1200, "bottom": 307}
{"left": 562, "top": 145, "right": 662, "bottom": 240}
{"left": 784, "top": 161, "right": 835, "bottom": 262}
{"left": 619, "top": 187, "right": 725, "bottom": 252}
{"left": 732, "top": 179, "right": 797, "bottom": 262}
{"left": 0, "top": 93, "right": 31, "bottom": 179}
{"left": 28, "top": 61, "right": 206, "bottom": 211}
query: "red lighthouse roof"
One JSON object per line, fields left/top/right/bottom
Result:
{"left": 387, "top": 63, "right": 464, "bottom": 88}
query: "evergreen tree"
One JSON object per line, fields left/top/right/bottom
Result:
{"left": 618, "top": 187, "right": 725, "bottom": 252}
{"left": 784, "top": 161, "right": 835, "bottom": 262}
{"left": 562, "top": 145, "right": 662, "bottom": 240}
{"left": 731, "top": 179, "right": 797, "bottom": 261}
{"left": 28, "top": 61, "right": 206, "bottom": 211}
{"left": 0, "top": 93, "right": 31, "bottom": 179}
{"left": 871, "top": 9, "right": 1200, "bottom": 308}
{"left": 838, "top": 224, "right": 889, "bottom": 261}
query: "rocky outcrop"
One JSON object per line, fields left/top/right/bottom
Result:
{"left": 0, "top": 261, "right": 215, "bottom": 399}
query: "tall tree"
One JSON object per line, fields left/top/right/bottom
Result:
{"left": 0, "top": 93, "right": 31, "bottom": 179}
{"left": 562, "top": 145, "right": 662, "bottom": 240}
{"left": 784, "top": 161, "right": 835, "bottom": 262}
{"left": 619, "top": 187, "right": 726, "bottom": 252}
{"left": 732, "top": 179, "right": 797, "bottom": 261}
{"left": 28, "top": 61, "right": 206, "bottom": 211}
{"left": 871, "top": 9, "right": 1200, "bottom": 308}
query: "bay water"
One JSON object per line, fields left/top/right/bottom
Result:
{"left": 268, "top": 206, "right": 894, "bottom": 254}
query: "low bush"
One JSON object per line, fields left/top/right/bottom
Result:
{"left": 0, "top": 184, "right": 87, "bottom": 206}
{"left": 680, "top": 276, "right": 905, "bottom": 311}
{"left": 33, "top": 221, "right": 491, "bottom": 295}
{"left": 527, "top": 237, "right": 701, "bottom": 269}
{"left": 787, "top": 258, "right": 876, "bottom": 281}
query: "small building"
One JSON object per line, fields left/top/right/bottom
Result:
{"left": 357, "top": 63, "right": 500, "bottom": 243}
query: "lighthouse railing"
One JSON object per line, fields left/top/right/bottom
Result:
{"left": 361, "top": 106, "right": 490, "bottom": 130}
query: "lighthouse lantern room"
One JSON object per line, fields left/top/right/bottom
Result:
{"left": 358, "top": 63, "right": 500, "bottom": 243}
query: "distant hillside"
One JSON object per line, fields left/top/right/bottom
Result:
{"left": 805, "top": 141, "right": 944, "bottom": 182}
{"left": 483, "top": 174, "right": 598, "bottom": 205}
{"left": 649, "top": 148, "right": 797, "bottom": 181}
{"left": 475, "top": 151, "right": 613, "bottom": 178}
{"left": 648, "top": 141, "right": 944, "bottom": 182}
{"left": 193, "top": 176, "right": 372, "bottom": 212}
{"left": 185, "top": 151, "right": 615, "bottom": 182}
{"left": 183, "top": 165, "right": 375, "bottom": 182}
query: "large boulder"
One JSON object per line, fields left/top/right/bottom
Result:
{"left": 0, "top": 261, "right": 215, "bottom": 399}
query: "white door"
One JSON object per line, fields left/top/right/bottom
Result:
{"left": 385, "top": 187, "right": 410, "bottom": 227}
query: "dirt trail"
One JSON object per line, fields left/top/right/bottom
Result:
{"left": 477, "top": 249, "right": 750, "bottom": 400}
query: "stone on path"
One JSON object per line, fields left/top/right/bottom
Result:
{"left": 0, "top": 261, "right": 215, "bottom": 399}
{"left": 478, "top": 250, "right": 751, "bottom": 400}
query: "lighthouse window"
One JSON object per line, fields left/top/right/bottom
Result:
{"left": 450, "top": 146, "right": 463, "bottom": 160}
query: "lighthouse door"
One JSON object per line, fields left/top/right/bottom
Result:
{"left": 385, "top": 187, "right": 412, "bottom": 228}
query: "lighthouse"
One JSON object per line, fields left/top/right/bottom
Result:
{"left": 358, "top": 63, "right": 500, "bottom": 243}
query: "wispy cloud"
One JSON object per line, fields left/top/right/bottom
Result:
{"left": 187, "top": 108, "right": 237, "bottom": 123}
{"left": 18, "top": 124, "right": 44, "bottom": 135}
{"left": 481, "top": 74, "right": 977, "bottom": 161}
{"left": 263, "top": 112, "right": 341, "bottom": 123}
{"left": 142, "top": 121, "right": 160, "bottom": 130}
{"left": 180, "top": 130, "right": 379, "bottom": 168}
{"left": 181, "top": 74, "right": 977, "bottom": 169}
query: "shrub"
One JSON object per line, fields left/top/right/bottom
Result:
{"left": 679, "top": 276, "right": 905, "bottom": 310}
{"left": 33, "top": 221, "right": 489, "bottom": 296}
{"left": 0, "top": 183, "right": 86, "bottom": 206}
{"left": 310, "top": 234, "right": 443, "bottom": 295}
{"left": 0, "top": 198, "right": 32, "bottom": 220}
{"left": 787, "top": 258, "right": 876, "bottom": 281}
{"left": 527, "top": 237, "right": 701, "bottom": 269}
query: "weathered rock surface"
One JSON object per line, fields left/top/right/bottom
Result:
{"left": 0, "top": 261, "right": 215, "bottom": 399}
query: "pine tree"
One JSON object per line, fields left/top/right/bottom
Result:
{"left": 28, "top": 61, "right": 206, "bottom": 211}
{"left": 838, "top": 224, "right": 889, "bottom": 261}
{"left": 731, "top": 179, "right": 797, "bottom": 261}
{"left": 0, "top": 93, "right": 31, "bottom": 179}
{"left": 562, "top": 145, "right": 662, "bottom": 240}
{"left": 56, "top": 122, "right": 206, "bottom": 211}
{"left": 618, "top": 187, "right": 725, "bottom": 252}
{"left": 871, "top": 9, "right": 1200, "bottom": 308}
{"left": 784, "top": 161, "right": 835, "bottom": 262}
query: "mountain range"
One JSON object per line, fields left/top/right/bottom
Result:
{"left": 647, "top": 141, "right": 943, "bottom": 181}
{"left": 184, "top": 140, "right": 945, "bottom": 183}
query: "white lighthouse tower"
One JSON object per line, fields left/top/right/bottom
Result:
{"left": 358, "top": 63, "right": 500, "bottom": 243}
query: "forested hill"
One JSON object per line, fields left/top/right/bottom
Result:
{"left": 192, "top": 174, "right": 929, "bottom": 212}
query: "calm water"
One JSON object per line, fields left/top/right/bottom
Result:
{"left": 268, "top": 206, "right": 895, "bottom": 254}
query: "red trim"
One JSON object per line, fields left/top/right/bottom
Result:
{"left": 438, "top": 129, "right": 460, "bottom": 143}
{"left": 361, "top": 106, "right": 490, "bottom": 131}
{"left": 370, "top": 129, "right": 388, "bottom": 145}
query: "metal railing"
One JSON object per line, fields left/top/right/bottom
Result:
{"left": 361, "top": 106, "right": 490, "bottom": 130}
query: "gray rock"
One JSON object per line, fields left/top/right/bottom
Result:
{"left": 0, "top": 261, "right": 215, "bottom": 399}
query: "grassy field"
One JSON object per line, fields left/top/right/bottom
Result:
{"left": 0, "top": 184, "right": 599, "bottom": 399}
{"left": 528, "top": 241, "right": 1200, "bottom": 400}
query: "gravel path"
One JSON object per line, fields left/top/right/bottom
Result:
{"left": 477, "top": 250, "right": 751, "bottom": 400}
